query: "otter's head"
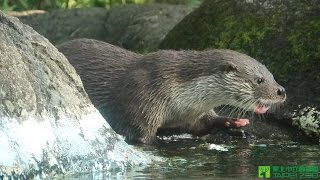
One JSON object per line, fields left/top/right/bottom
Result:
{"left": 211, "top": 50, "right": 286, "bottom": 114}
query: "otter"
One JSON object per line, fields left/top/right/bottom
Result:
{"left": 57, "top": 38, "right": 286, "bottom": 144}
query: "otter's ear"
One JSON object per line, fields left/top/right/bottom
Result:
{"left": 224, "top": 63, "right": 237, "bottom": 73}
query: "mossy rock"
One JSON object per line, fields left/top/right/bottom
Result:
{"left": 159, "top": 0, "right": 320, "bottom": 138}
{"left": 159, "top": 0, "right": 320, "bottom": 83}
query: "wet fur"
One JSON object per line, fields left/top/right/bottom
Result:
{"left": 58, "top": 38, "right": 285, "bottom": 143}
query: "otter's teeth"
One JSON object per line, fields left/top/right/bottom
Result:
{"left": 254, "top": 104, "right": 270, "bottom": 114}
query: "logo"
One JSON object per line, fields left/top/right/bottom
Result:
{"left": 258, "top": 165, "right": 319, "bottom": 179}
{"left": 259, "top": 166, "right": 271, "bottom": 178}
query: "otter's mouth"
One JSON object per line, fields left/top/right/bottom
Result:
{"left": 254, "top": 101, "right": 270, "bottom": 114}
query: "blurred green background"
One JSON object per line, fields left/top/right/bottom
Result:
{"left": 0, "top": 0, "right": 202, "bottom": 11}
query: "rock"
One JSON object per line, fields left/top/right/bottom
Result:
{"left": 159, "top": 0, "right": 320, "bottom": 81}
{"left": 292, "top": 107, "right": 320, "bottom": 138}
{"left": 18, "top": 8, "right": 108, "bottom": 46}
{"left": 104, "top": 4, "right": 194, "bottom": 52}
{"left": 17, "top": 4, "right": 194, "bottom": 52}
{"left": 159, "top": 0, "right": 320, "bottom": 138}
{"left": 0, "top": 11, "right": 154, "bottom": 178}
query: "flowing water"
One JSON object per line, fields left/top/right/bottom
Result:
{"left": 71, "top": 135, "right": 319, "bottom": 180}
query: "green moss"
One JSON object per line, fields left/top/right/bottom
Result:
{"left": 159, "top": 0, "right": 320, "bottom": 82}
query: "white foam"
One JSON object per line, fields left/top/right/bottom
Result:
{"left": 208, "top": 144, "right": 229, "bottom": 151}
{"left": 0, "top": 106, "right": 118, "bottom": 167}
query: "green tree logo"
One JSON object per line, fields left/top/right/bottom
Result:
{"left": 258, "top": 166, "right": 271, "bottom": 178}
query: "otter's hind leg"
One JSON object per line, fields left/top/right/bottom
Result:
{"left": 136, "top": 116, "right": 163, "bottom": 144}
{"left": 124, "top": 126, "right": 159, "bottom": 144}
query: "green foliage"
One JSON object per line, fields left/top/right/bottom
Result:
{"left": 0, "top": 0, "right": 15, "bottom": 11}
{"left": 0, "top": 0, "right": 202, "bottom": 11}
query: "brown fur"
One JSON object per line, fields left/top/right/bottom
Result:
{"left": 58, "top": 38, "right": 286, "bottom": 143}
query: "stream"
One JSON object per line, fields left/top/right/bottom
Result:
{"left": 71, "top": 135, "right": 319, "bottom": 179}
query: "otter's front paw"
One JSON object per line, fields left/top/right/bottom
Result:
{"left": 225, "top": 118, "right": 250, "bottom": 128}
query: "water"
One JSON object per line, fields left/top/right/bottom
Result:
{"left": 71, "top": 136, "right": 320, "bottom": 179}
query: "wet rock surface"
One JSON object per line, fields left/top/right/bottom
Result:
{"left": 0, "top": 11, "right": 153, "bottom": 179}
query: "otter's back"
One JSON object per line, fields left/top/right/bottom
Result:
{"left": 57, "top": 38, "right": 142, "bottom": 109}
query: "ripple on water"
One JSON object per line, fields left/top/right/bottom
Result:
{"left": 71, "top": 138, "right": 319, "bottom": 179}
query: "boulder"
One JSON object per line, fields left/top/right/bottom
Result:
{"left": 159, "top": 0, "right": 320, "bottom": 138}
{"left": 18, "top": 8, "right": 108, "bottom": 46}
{"left": 17, "top": 4, "right": 194, "bottom": 52}
{"left": 104, "top": 4, "right": 194, "bottom": 52}
{"left": 0, "top": 11, "right": 153, "bottom": 179}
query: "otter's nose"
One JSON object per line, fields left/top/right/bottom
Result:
{"left": 277, "top": 87, "right": 286, "bottom": 97}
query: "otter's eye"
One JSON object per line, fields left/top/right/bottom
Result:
{"left": 257, "top": 78, "right": 264, "bottom": 84}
